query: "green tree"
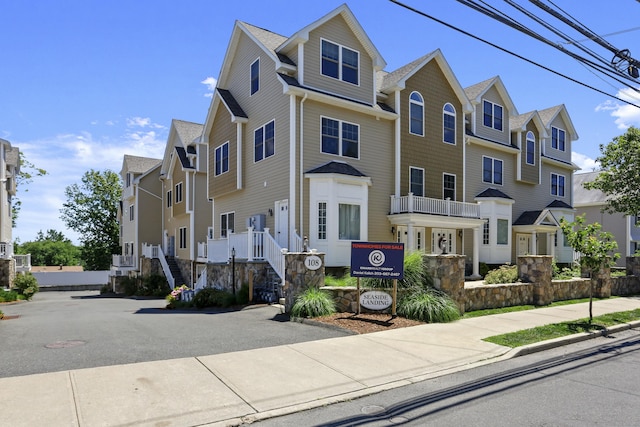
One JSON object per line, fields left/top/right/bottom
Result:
{"left": 13, "top": 152, "right": 48, "bottom": 227}
{"left": 15, "top": 229, "right": 81, "bottom": 266}
{"left": 60, "top": 169, "right": 121, "bottom": 270}
{"left": 583, "top": 126, "right": 640, "bottom": 216}
{"left": 559, "top": 214, "right": 619, "bottom": 323}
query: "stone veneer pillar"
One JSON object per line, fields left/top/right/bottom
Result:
{"left": 626, "top": 256, "right": 640, "bottom": 277}
{"left": 518, "top": 255, "right": 552, "bottom": 306}
{"left": 283, "top": 252, "right": 325, "bottom": 312}
{"left": 591, "top": 264, "right": 611, "bottom": 298}
{"left": 422, "top": 254, "right": 465, "bottom": 314}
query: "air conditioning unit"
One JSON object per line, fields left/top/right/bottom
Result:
{"left": 246, "top": 214, "right": 266, "bottom": 231}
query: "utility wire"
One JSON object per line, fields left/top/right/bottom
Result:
{"left": 388, "top": 0, "right": 640, "bottom": 109}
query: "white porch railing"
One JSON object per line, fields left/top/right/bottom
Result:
{"left": 263, "top": 231, "right": 285, "bottom": 280}
{"left": 0, "top": 242, "right": 13, "bottom": 259}
{"left": 112, "top": 255, "right": 136, "bottom": 268}
{"left": 15, "top": 254, "right": 31, "bottom": 272}
{"left": 156, "top": 246, "right": 175, "bottom": 290}
{"left": 197, "top": 241, "right": 207, "bottom": 259}
{"left": 194, "top": 268, "right": 207, "bottom": 292}
{"left": 141, "top": 243, "right": 160, "bottom": 259}
{"left": 390, "top": 193, "right": 480, "bottom": 218}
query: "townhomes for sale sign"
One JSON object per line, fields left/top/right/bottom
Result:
{"left": 350, "top": 242, "right": 405, "bottom": 279}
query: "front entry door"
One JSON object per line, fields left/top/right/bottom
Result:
{"left": 275, "top": 199, "right": 289, "bottom": 248}
{"left": 517, "top": 234, "right": 531, "bottom": 256}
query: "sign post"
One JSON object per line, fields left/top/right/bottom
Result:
{"left": 350, "top": 242, "right": 404, "bottom": 317}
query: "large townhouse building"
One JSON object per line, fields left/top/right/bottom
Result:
{"left": 116, "top": 3, "right": 581, "bottom": 286}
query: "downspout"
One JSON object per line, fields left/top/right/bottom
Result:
{"left": 299, "top": 92, "right": 308, "bottom": 246}
{"left": 394, "top": 90, "right": 401, "bottom": 197}
{"left": 236, "top": 121, "right": 243, "bottom": 190}
{"left": 289, "top": 94, "right": 296, "bottom": 250}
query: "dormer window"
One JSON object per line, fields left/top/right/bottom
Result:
{"left": 483, "top": 100, "right": 503, "bottom": 131}
{"left": 552, "top": 127, "right": 566, "bottom": 151}
{"left": 250, "top": 58, "right": 259, "bottom": 95}
{"left": 526, "top": 131, "right": 535, "bottom": 165}
{"left": 409, "top": 92, "right": 424, "bottom": 136}
{"left": 321, "top": 39, "right": 359, "bottom": 85}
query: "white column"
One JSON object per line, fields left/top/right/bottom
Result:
{"left": 472, "top": 227, "right": 480, "bottom": 278}
{"left": 407, "top": 223, "right": 415, "bottom": 252}
{"left": 549, "top": 232, "right": 555, "bottom": 258}
{"left": 531, "top": 231, "right": 537, "bottom": 255}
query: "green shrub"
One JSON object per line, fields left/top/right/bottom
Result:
{"left": 484, "top": 264, "right": 518, "bottom": 284}
{"left": 11, "top": 272, "right": 39, "bottom": 300}
{"left": 324, "top": 275, "right": 357, "bottom": 287}
{"left": 398, "top": 288, "right": 460, "bottom": 323}
{"left": 193, "top": 288, "right": 234, "bottom": 309}
{"left": 121, "top": 276, "right": 139, "bottom": 296}
{"left": 122, "top": 275, "right": 169, "bottom": 297}
{"left": 479, "top": 262, "right": 490, "bottom": 277}
{"left": 0, "top": 289, "right": 20, "bottom": 303}
{"left": 0, "top": 309, "right": 3, "bottom": 319}
{"left": 235, "top": 283, "right": 250, "bottom": 305}
{"left": 291, "top": 287, "right": 336, "bottom": 318}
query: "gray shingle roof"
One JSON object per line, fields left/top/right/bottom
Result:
{"left": 513, "top": 210, "right": 543, "bottom": 226}
{"left": 538, "top": 105, "right": 563, "bottom": 126}
{"left": 547, "top": 199, "right": 573, "bottom": 209}
{"left": 510, "top": 111, "right": 535, "bottom": 130}
{"left": 306, "top": 161, "right": 367, "bottom": 177}
{"left": 464, "top": 77, "right": 496, "bottom": 100}
{"left": 573, "top": 171, "right": 608, "bottom": 205}
{"left": 241, "top": 21, "right": 288, "bottom": 52}
{"left": 123, "top": 155, "right": 162, "bottom": 174}
{"left": 475, "top": 188, "right": 513, "bottom": 199}
{"left": 173, "top": 119, "right": 203, "bottom": 145}
{"left": 379, "top": 51, "right": 436, "bottom": 91}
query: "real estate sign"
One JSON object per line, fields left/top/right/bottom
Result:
{"left": 350, "top": 242, "right": 404, "bottom": 279}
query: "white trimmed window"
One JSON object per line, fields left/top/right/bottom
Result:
{"left": 551, "top": 173, "right": 565, "bottom": 197}
{"left": 215, "top": 142, "right": 229, "bottom": 176}
{"left": 318, "top": 202, "right": 327, "bottom": 240}
{"left": 443, "top": 173, "right": 456, "bottom": 200}
{"left": 409, "top": 91, "right": 424, "bottom": 136}
{"left": 321, "top": 39, "right": 359, "bottom": 85}
{"left": 220, "top": 212, "right": 235, "bottom": 238}
{"left": 179, "top": 227, "right": 187, "bottom": 249}
{"left": 250, "top": 58, "right": 259, "bottom": 95}
{"left": 410, "top": 167, "right": 424, "bottom": 197}
{"left": 338, "top": 204, "right": 360, "bottom": 240}
{"left": 321, "top": 117, "right": 359, "bottom": 159}
{"left": 129, "top": 205, "right": 134, "bottom": 221}
{"left": 482, "top": 219, "right": 490, "bottom": 245}
{"left": 482, "top": 156, "right": 503, "bottom": 185}
{"left": 483, "top": 100, "right": 503, "bottom": 131}
{"left": 526, "top": 131, "right": 535, "bottom": 165}
{"left": 167, "top": 190, "right": 172, "bottom": 208}
{"left": 552, "top": 127, "right": 566, "bottom": 151}
{"left": 254, "top": 120, "right": 275, "bottom": 162}
{"left": 175, "top": 182, "right": 183, "bottom": 204}
{"left": 497, "top": 219, "right": 509, "bottom": 245}
{"left": 443, "top": 103, "right": 456, "bottom": 144}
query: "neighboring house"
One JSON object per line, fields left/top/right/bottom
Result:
{"left": 160, "top": 119, "right": 210, "bottom": 286}
{"left": 113, "top": 154, "right": 163, "bottom": 275}
{"left": 463, "top": 76, "right": 579, "bottom": 267}
{"left": 200, "top": 3, "right": 582, "bottom": 281}
{"left": 573, "top": 171, "right": 639, "bottom": 267}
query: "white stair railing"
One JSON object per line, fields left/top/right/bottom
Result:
{"left": 156, "top": 246, "right": 175, "bottom": 290}
{"left": 262, "top": 229, "right": 285, "bottom": 280}
{"left": 194, "top": 268, "right": 208, "bottom": 292}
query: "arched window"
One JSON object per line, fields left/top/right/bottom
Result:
{"left": 409, "top": 91, "right": 424, "bottom": 136}
{"left": 443, "top": 103, "right": 456, "bottom": 144}
{"left": 526, "top": 131, "right": 535, "bottom": 165}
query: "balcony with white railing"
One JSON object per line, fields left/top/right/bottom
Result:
{"left": 390, "top": 193, "right": 480, "bottom": 218}
{"left": 141, "top": 243, "right": 160, "bottom": 259}
{"left": 0, "top": 242, "right": 13, "bottom": 259}
{"left": 15, "top": 254, "right": 31, "bottom": 272}
{"left": 112, "top": 255, "right": 136, "bottom": 268}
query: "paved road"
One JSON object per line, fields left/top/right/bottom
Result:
{"left": 0, "top": 291, "right": 349, "bottom": 378}
{"left": 250, "top": 328, "right": 640, "bottom": 426}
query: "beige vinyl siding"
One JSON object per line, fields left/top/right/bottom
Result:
{"left": 400, "top": 61, "right": 464, "bottom": 200}
{"left": 303, "top": 14, "right": 374, "bottom": 104}
{"left": 172, "top": 215, "right": 190, "bottom": 259}
{"left": 300, "top": 99, "right": 394, "bottom": 243}
{"left": 466, "top": 143, "right": 517, "bottom": 200}
{"left": 171, "top": 165, "right": 186, "bottom": 217}
{"left": 209, "top": 106, "right": 237, "bottom": 198}
{"left": 194, "top": 172, "right": 212, "bottom": 245}
{"left": 137, "top": 168, "right": 163, "bottom": 256}
{"left": 519, "top": 122, "right": 540, "bottom": 184}
{"left": 475, "top": 86, "right": 509, "bottom": 144}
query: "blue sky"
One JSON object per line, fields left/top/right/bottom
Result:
{"left": 1, "top": 0, "right": 639, "bottom": 245}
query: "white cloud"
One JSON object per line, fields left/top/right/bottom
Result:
{"left": 126, "top": 116, "right": 165, "bottom": 129}
{"left": 572, "top": 151, "right": 599, "bottom": 172}
{"left": 596, "top": 87, "right": 640, "bottom": 129}
{"left": 201, "top": 76, "right": 217, "bottom": 98}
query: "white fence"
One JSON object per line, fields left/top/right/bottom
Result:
{"left": 33, "top": 271, "right": 110, "bottom": 287}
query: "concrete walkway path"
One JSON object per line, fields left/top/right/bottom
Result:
{"left": 3, "top": 297, "right": 640, "bottom": 427}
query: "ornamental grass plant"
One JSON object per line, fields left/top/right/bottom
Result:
{"left": 291, "top": 287, "right": 336, "bottom": 318}
{"left": 397, "top": 288, "right": 460, "bottom": 323}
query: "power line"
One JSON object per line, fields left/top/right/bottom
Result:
{"left": 388, "top": 0, "right": 640, "bottom": 109}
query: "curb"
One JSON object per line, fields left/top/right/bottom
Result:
{"left": 510, "top": 320, "right": 640, "bottom": 357}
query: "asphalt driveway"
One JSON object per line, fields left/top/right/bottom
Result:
{"left": 0, "top": 291, "right": 348, "bottom": 378}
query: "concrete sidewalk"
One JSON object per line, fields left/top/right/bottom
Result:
{"left": 3, "top": 297, "right": 640, "bottom": 427}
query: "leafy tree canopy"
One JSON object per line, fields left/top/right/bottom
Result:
{"left": 584, "top": 126, "right": 640, "bottom": 216}
{"left": 60, "top": 169, "right": 121, "bottom": 270}
{"left": 15, "top": 229, "right": 81, "bottom": 267}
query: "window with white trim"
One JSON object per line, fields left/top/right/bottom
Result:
{"left": 483, "top": 100, "right": 503, "bottom": 131}
{"left": 338, "top": 204, "right": 360, "bottom": 240}
{"left": 443, "top": 173, "right": 456, "bottom": 200}
{"left": 250, "top": 58, "right": 259, "bottom": 95}
{"left": 179, "top": 227, "right": 187, "bottom": 249}
{"left": 321, "top": 39, "right": 359, "bottom": 85}
{"left": 254, "top": 120, "right": 275, "bottom": 162}
{"left": 409, "top": 92, "right": 424, "bottom": 136}
{"left": 175, "top": 182, "right": 183, "bottom": 204}
{"left": 551, "top": 173, "right": 565, "bottom": 197}
{"left": 552, "top": 127, "right": 566, "bottom": 151}
{"left": 321, "top": 117, "right": 359, "bottom": 159}
{"left": 215, "top": 142, "right": 229, "bottom": 176}
{"left": 526, "top": 131, "right": 535, "bottom": 165}
{"left": 482, "top": 156, "right": 503, "bottom": 185}
{"left": 318, "top": 202, "right": 327, "bottom": 240}
{"left": 220, "top": 212, "right": 235, "bottom": 238}
{"left": 483, "top": 219, "right": 490, "bottom": 245}
{"left": 497, "top": 219, "right": 508, "bottom": 245}
{"left": 443, "top": 103, "right": 456, "bottom": 144}
{"left": 167, "top": 190, "right": 172, "bottom": 208}
{"left": 410, "top": 167, "right": 424, "bottom": 197}
{"left": 129, "top": 205, "right": 134, "bottom": 221}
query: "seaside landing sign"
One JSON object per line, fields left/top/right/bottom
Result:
{"left": 350, "top": 242, "right": 404, "bottom": 316}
